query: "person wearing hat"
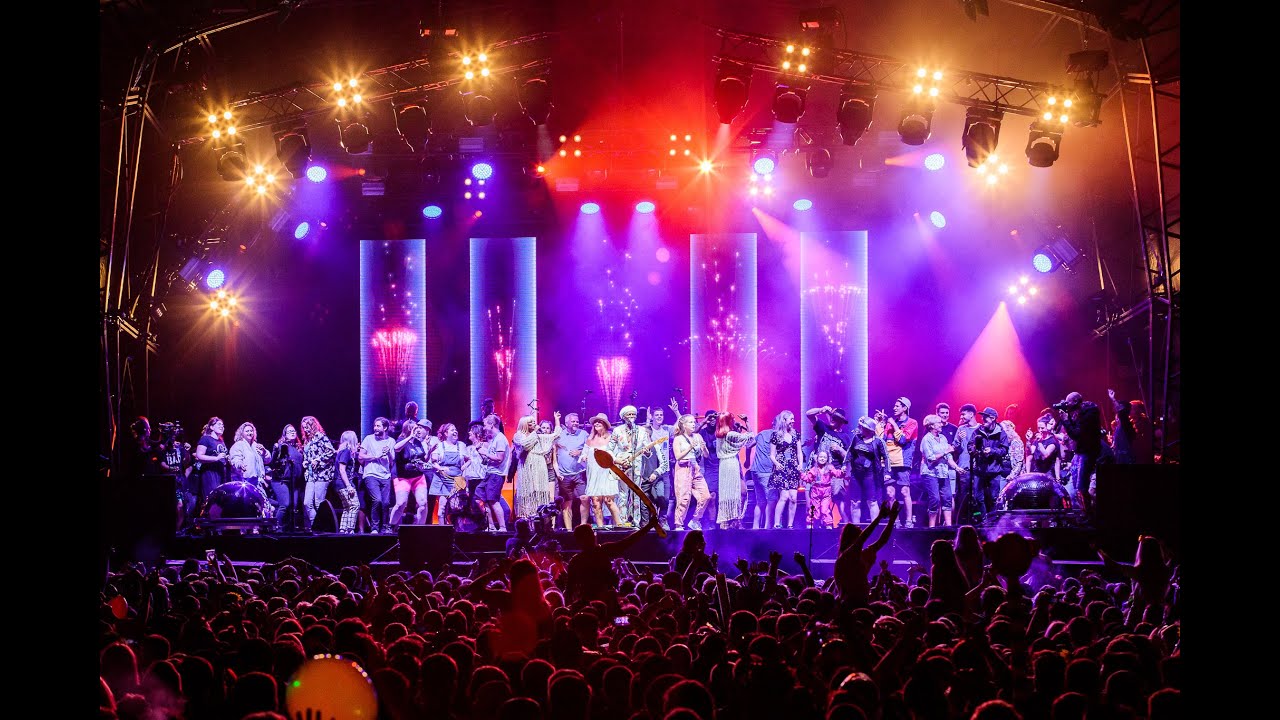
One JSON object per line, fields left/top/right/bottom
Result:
{"left": 1054, "top": 391, "right": 1103, "bottom": 517}
{"left": 846, "top": 415, "right": 889, "bottom": 523}
{"left": 876, "top": 397, "right": 919, "bottom": 528}
{"left": 607, "top": 405, "right": 666, "bottom": 529}
{"left": 583, "top": 413, "right": 627, "bottom": 528}
{"left": 966, "top": 407, "right": 1011, "bottom": 521}
{"left": 920, "top": 414, "right": 963, "bottom": 526}
{"left": 805, "top": 404, "right": 855, "bottom": 521}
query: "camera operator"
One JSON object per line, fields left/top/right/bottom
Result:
{"left": 966, "top": 407, "right": 1011, "bottom": 521}
{"left": 1054, "top": 391, "right": 1102, "bottom": 516}
{"left": 123, "top": 416, "right": 163, "bottom": 479}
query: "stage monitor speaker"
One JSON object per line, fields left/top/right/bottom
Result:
{"left": 1095, "top": 464, "right": 1180, "bottom": 547}
{"left": 312, "top": 499, "right": 338, "bottom": 533}
{"left": 398, "top": 525, "right": 456, "bottom": 571}
{"left": 101, "top": 474, "right": 178, "bottom": 568}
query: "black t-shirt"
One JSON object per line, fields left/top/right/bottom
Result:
{"left": 396, "top": 438, "right": 427, "bottom": 478}
{"left": 335, "top": 447, "right": 360, "bottom": 486}
{"left": 271, "top": 443, "right": 303, "bottom": 482}
{"left": 197, "top": 434, "right": 228, "bottom": 480}
{"left": 1030, "top": 436, "right": 1061, "bottom": 474}
{"left": 813, "top": 419, "right": 854, "bottom": 466}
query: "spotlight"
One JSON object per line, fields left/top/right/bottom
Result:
{"left": 1033, "top": 236, "right": 1083, "bottom": 272}
{"left": 714, "top": 62, "right": 751, "bottom": 124}
{"left": 471, "top": 162, "right": 494, "bottom": 180}
{"left": 752, "top": 152, "right": 777, "bottom": 176}
{"left": 961, "top": 107, "right": 1004, "bottom": 168}
{"left": 294, "top": 221, "right": 311, "bottom": 240}
{"left": 205, "top": 269, "right": 226, "bottom": 290}
{"left": 216, "top": 145, "right": 248, "bottom": 182}
{"left": 423, "top": 204, "right": 443, "bottom": 219}
{"left": 699, "top": 160, "right": 714, "bottom": 173}
{"left": 1025, "top": 120, "right": 1064, "bottom": 167}
{"left": 897, "top": 97, "right": 934, "bottom": 146}
{"left": 580, "top": 202, "right": 601, "bottom": 215}
{"left": 930, "top": 211, "right": 946, "bottom": 228}
{"left": 273, "top": 125, "right": 311, "bottom": 178}
{"left": 924, "top": 153, "right": 945, "bottom": 171}
{"left": 518, "top": 77, "right": 553, "bottom": 125}
{"left": 793, "top": 198, "right": 813, "bottom": 211}
{"left": 337, "top": 120, "right": 372, "bottom": 154}
{"left": 463, "top": 91, "right": 496, "bottom": 126}
{"left": 394, "top": 102, "right": 431, "bottom": 151}
{"left": 1032, "top": 251, "right": 1054, "bottom": 273}
{"left": 636, "top": 201, "right": 656, "bottom": 214}
{"left": 836, "top": 84, "right": 876, "bottom": 146}
{"left": 305, "top": 165, "right": 327, "bottom": 183}
{"left": 806, "top": 148, "right": 833, "bottom": 178}
{"left": 772, "top": 82, "right": 809, "bottom": 123}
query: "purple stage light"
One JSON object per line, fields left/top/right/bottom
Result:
{"left": 305, "top": 165, "right": 328, "bottom": 183}
{"left": 930, "top": 211, "right": 946, "bottom": 228}
{"left": 470, "top": 162, "right": 494, "bottom": 180}
{"left": 580, "top": 202, "right": 601, "bottom": 215}
{"left": 294, "top": 221, "right": 311, "bottom": 239}
{"left": 1033, "top": 252, "right": 1054, "bottom": 273}
{"left": 205, "top": 269, "right": 226, "bottom": 290}
{"left": 753, "top": 156, "right": 776, "bottom": 175}
{"left": 636, "top": 200, "right": 656, "bottom": 214}
{"left": 793, "top": 198, "right": 813, "bottom": 211}
{"left": 924, "top": 153, "right": 945, "bottom": 171}
{"left": 422, "top": 205, "right": 443, "bottom": 219}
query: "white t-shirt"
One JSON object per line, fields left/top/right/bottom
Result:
{"left": 360, "top": 435, "right": 397, "bottom": 480}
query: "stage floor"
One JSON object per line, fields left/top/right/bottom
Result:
{"left": 164, "top": 522, "right": 1103, "bottom": 577}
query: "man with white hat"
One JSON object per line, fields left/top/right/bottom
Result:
{"left": 606, "top": 405, "right": 664, "bottom": 528}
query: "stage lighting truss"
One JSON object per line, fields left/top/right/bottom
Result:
{"left": 836, "top": 84, "right": 876, "bottom": 147}
{"left": 961, "top": 107, "right": 1003, "bottom": 168}
{"left": 714, "top": 61, "right": 752, "bottom": 124}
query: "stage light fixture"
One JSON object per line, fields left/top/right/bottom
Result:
{"left": 806, "top": 147, "right": 833, "bottom": 178}
{"left": 897, "top": 96, "right": 934, "bottom": 146}
{"left": 205, "top": 269, "right": 226, "bottom": 290}
{"left": 1032, "top": 251, "right": 1054, "bottom": 273}
{"left": 216, "top": 145, "right": 248, "bottom": 182}
{"left": 930, "top": 211, "right": 946, "bottom": 228}
{"left": 836, "top": 84, "right": 876, "bottom": 146}
{"left": 394, "top": 102, "right": 431, "bottom": 152}
{"left": 471, "top": 162, "right": 494, "bottom": 180}
{"left": 1033, "top": 236, "right": 1082, "bottom": 272}
{"left": 752, "top": 151, "right": 777, "bottom": 176}
{"left": 337, "top": 119, "right": 372, "bottom": 154}
{"left": 423, "top": 204, "right": 443, "bottom": 219}
{"left": 518, "top": 76, "right": 553, "bottom": 125}
{"left": 1025, "top": 119, "right": 1064, "bottom": 167}
{"left": 793, "top": 198, "right": 813, "bottom": 211}
{"left": 463, "top": 90, "right": 496, "bottom": 126}
{"left": 305, "top": 165, "right": 327, "bottom": 183}
{"left": 636, "top": 201, "right": 656, "bottom": 214}
{"left": 273, "top": 125, "right": 311, "bottom": 179}
{"left": 699, "top": 159, "right": 714, "bottom": 173}
{"left": 772, "top": 82, "right": 809, "bottom": 123}
{"left": 924, "top": 153, "right": 945, "bottom": 171}
{"left": 714, "top": 62, "right": 751, "bottom": 124}
{"left": 294, "top": 221, "right": 311, "bottom": 240}
{"left": 961, "top": 107, "right": 1004, "bottom": 168}
{"left": 580, "top": 202, "right": 601, "bottom": 215}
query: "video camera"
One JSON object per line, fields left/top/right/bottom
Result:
{"left": 158, "top": 421, "right": 183, "bottom": 438}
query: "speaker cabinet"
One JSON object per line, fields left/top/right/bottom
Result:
{"left": 397, "top": 525, "right": 456, "bottom": 571}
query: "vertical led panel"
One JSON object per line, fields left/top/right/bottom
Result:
{"left": 800, "top": 230, "right": 868, "bottom": 440}
{"left": 470, "top": 237, "right": 537, "bottom": 423}
{"left": 361, "top": 239, "right": 428, "bottom": 435}
{"left": 690, "top": 233, "right": 758, "bottom": 420}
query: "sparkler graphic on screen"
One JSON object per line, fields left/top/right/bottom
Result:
{"left": 488, "top": 303, "right": 517, "bottom": 418}
{"left": 371, "top": 328, "right": 418, "bottom": 418}
{"left": 595, "top": 357, "right": 631, "bottom": 417}
{"left": 805, "top": 282, "right": 861, "bottom": 377}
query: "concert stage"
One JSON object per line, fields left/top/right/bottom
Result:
{"left": 163, "top": 522, "right": 1107, "bottom": 579}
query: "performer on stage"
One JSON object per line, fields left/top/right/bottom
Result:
{"left": 768, "top": 411, "right": 802, "bottom": 529}
{"left": 953, "top": 403, "right": 980, "bottom": 524}
{"left": 333, "top": 430, "right": 362, "bottom": 533}
{"left": 920, "top": 414, "right": 962, "bottom": 527}
{"left": 805, "top": 405, "right": 854, "bottom": 522}
{"left": 1026, "top": 413, "right": 1063, "bottom": 481}
{"left": 714, "top": 413, "right": 755, "bottom": 529}
{"left": 584, "top": 413, "right": 626, "bottom": 528}
{"left": 802, "top": 449, "right": 844, "bottom": 529}
{"left": 477, "top": 414, "right": 512, "bottom": 532}
{"left": 428, "top": 423, "right": 464, "bottom": 526}
{"left": 300, "top": 416, "right": 336, "bottom": 533}
{"left": 192, "top": 417, "right": 229, "bottom": 519}
{"left": 391, "top": 420, "right": 430, "bottom": 529}
{"left": 607, "top": 405, "right": 661, "bottom": 528}
{"left": 513, "top": 411, "right": 561, "bottom": 520}
{"left": 672, "top": 414, "right": 712, "bottom": 530}
{"left": 847, "top": 416, "right": 888, "bottom": 524}
{"left": 228, "top": 422, "right": 271, "bottom": 517}
{"left": 269, "top": 424, "right": 304, "bottom": 533}
{"left": 746, "top": 415, "right": 777, "bottom": 530}
{"left": 877, "top": 397, "right": 918, "bottom": 529}
{"left": 967, "top": 407, "right": 1011, "bottom": 520}
{"left": 551, "top": 413, "right": 590, "bottom": 532}
{"left": 936, "top": 402, "right": 960, "bottom": 502}
{"left": 357, "top": 417, "right": 396, "bottom": 535}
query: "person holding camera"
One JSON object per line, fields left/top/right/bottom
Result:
{"left": 1054, "top": 391, "right": 1102, "bottom": 516}
{"left": 966, "top": 407, "right": 1011, "bottom": 521}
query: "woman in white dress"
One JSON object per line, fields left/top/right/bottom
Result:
{"left": 714, "top": 413, "right": 755, "bottom": 529}
{"left": 513, "top": 412, "right": 562, "bottom": 519}
{"left": 583, "top": 413, "right": 626, "bottom": 528}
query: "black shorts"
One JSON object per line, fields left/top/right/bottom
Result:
{"left": 477, "top": 473, "right": 506, "bottom": 503}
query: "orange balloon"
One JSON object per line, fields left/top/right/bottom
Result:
{"left": 285, "top": 654, "right": 378, "bottom": 720}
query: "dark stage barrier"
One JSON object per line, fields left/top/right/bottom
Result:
{"left": 1095, "top": 463, "right": 1181, "bottom": 549}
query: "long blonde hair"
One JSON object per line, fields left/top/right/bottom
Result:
{"left": 339, "top": 430, "right": 360, "bottom": 455}
{"left": 233, "top": 422, "right": 257, "bottom": 444}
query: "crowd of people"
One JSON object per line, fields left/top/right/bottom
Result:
{"left": 97, "top": 514, "right": 1181, "bottom": 720}
{"left": 124, "top": 388, "right": 1154, "bottom": 535}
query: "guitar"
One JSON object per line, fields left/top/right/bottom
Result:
{"left": 593, "top": 447, "right": 667, "bottom": 538}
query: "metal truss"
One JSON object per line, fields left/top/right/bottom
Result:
{"left": 714, "top": 29, "right": 1094, "bottom": 122}
{"left": 177, "top": 33, "right": 554, "bottom": 147}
